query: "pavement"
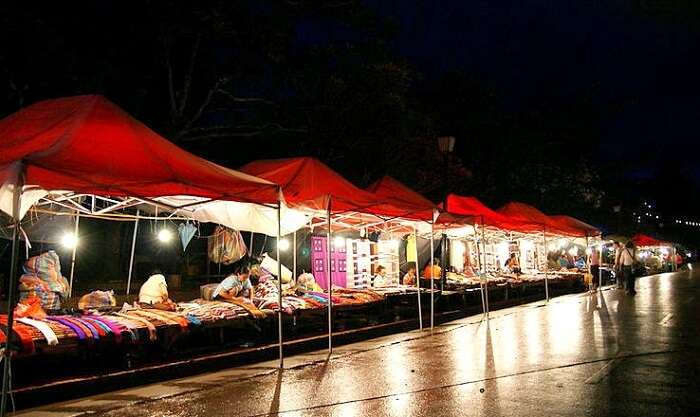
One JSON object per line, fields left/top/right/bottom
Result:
{"left": 12, "top": 267, "right": 700, "bottom": 417}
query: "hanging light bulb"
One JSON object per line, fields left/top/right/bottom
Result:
{"left": 334, "top": 236, "right": 346, "bottom": 248}
{"left": 157, "top": 229, "right": 173, "bottom": 243}
{"left": 61, "top": 232, "right": 78, "bottom": 249}
{"left": 278, "top": 238, "right": 290, "bottom": 251}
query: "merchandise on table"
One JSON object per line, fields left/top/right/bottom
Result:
{"left": 18, "top": 251, "right": 70, "bottom": 310}
{"left": 78, "top": 290, "right": 117, "bottom": 310}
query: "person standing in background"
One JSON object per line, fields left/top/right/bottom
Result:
{"left": 620, "top": 241, "right": 637, "bottom": 295}
{"left": 588, "top": 248, "right": 600, "bottom": 290}
{"left": 613, "top": 241, "right": 624, "bottom": 289}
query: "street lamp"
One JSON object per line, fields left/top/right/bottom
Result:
{"left": 437, "top": 136, "right": 455, "bottom": 293}
{"left": 437, "top": 135, "right": 455, "bottom": 153}
{"left": 437, "top": 136, "right": 455, "bottom": 201}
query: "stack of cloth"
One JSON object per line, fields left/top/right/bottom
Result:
{"left": 177, "top": 300, "right": 249, "bottom": 323}
{"left": 0, "top": 312, "right": 133, "bottom": 354}
{"left": 332, "top": 288, "right": 384, "bottom": 304}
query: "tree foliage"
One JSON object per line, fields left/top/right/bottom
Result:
{"left": 0, "top": 1, "right": 619, "bottom": 226}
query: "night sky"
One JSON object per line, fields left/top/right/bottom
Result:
{"left": 1, "top": 0, "right": 698, "bottom": 237}
{"left": 367, "top": 0, "right": 700, "bottom": 184}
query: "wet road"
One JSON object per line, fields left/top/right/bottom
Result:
{"left": 17, "top": 268, "right": 700, "bottom": 417}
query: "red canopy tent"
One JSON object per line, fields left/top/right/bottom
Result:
{"left": 0, "top": 96, "right": 288, "bottom": 408}
{"left": 240, "top": 157, "right": 382, "bottom": 214}
{"left": 365, "top": 176, "right": 435, "bottom": 222}
{"left": 498, "top": 202, "right": 581, "bottom": 236}
{"left": 0, "top": 95, "right": 278, "bottom": 209}
{"left": 631, "top": 233, "right": 671, "bottom": 248}
{"left": 549, "top": 215, "right": 601, "bottom": 238}
{"left": 439, "top": 194, "right": 536, "bottom": 231}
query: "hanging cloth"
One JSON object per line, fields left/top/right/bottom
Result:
{"left": 178, "top": 223, "right": 197, "bottom": 251}
{"left": 207, "top": 226, "right": 247, "bottom": 265}
{"left": 406, "top": 234, "right": 417, "bottom": 263}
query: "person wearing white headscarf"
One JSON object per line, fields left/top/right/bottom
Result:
{"left": 139, "top": 272, "right": 176, "bottom": 310}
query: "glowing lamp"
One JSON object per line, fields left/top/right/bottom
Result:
{"left": 61, "top": 233, "right": 78, "bottom": 249}
{"left": 157, "top": 229, "right": 173, "bottom": 243}
{"left": 278, "top": 238, "right": 290, "bottom": 251}
{"left": 334, "top": 236, "right": 346, "bottom": 248}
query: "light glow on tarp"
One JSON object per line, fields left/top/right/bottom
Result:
{"left": 157, "top": 228, "right": 173, "bottom": 243}
{"left": 60, "top": 232, "right": 78, "bottom": 249}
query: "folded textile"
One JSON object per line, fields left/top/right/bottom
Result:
{"left": 0, "top": 315, "right": 36, "bottom": 354}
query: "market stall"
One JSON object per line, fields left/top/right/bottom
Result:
{"left": 631, "top": 233, "right": 676, "bottom": 273}
{"left": 241, "top": 159, "right": 444, "bottom": 348}
{"left": 437, "top": 195, "right": 523, "bottom": 315}
{"left": 365, "top": 176, "right": 438, "bottom": 330}
{"left": 0, "top": 95, "right": 303, "bottom": 414}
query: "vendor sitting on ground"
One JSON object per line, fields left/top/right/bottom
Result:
{"left": 402, "top": 263, "right": 417, "bottom": 286}
{"left": 372, "top": 265, "right": 389, "bottom": 287}
{"left": 139, "top": 271, "right": 176, "bottom": 311}
{"left": 505, "top": 253, "right": 522, "bottom": 274}
{"left": 423, "top": 259, "right": 442, "bottom": 280}
{"left": 212, "top": 265, "right": 254, "bottom": 303}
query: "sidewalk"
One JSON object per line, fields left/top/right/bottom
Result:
{"left": 14, "top": 268, "right": 700, "bottom": 417}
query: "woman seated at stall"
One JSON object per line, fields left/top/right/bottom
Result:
{"left": 139, "top": 271, "right": 176, "bottom": 311}
{"left": 372, "top": 265, "right": 389, "bottom": 287}
{"left": 212, "top": 265, "right": 266, "bottom": 318}
{"left": 422, "top": 259, "right": 442, "bottom": 280}
{"left": 504, "top": 253, "right": 522, "bottom": 275}
{"left": 402, "top": 263, "right": 417, "bottom": 286}
{"left": 212, "top": 265, "right": 254, "bottom": 303}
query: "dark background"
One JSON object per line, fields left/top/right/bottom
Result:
{"left": 1, "top": 0, "right": 699, "bottom": 246}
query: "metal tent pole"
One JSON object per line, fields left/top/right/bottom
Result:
{"left": 293, "top": 229, "right": 297, "bottom": 281}
{"left": 473, "top": 224, "right": 486, "bottom": 316}
{"left": 126, "top": 210, "right": 140, "bottom": 296}
{"left": 543, "top": 229, "right": 550, "bottom": 302}
{"left": 413, "top": 226, "right": 423, "bottom": 331}
{"left": 598, "top": 238, "right": 603, "bottom": 290}
{"left": 326, "top": 199, "right": 333, "bottom": 353}
{"left": 430, "top": 221, "right": 435, "bottom": 332}
{"left": 1, "top": 168, "right": 23, "bottom": 417}
{"left": 585, "top": 234, "right": 590, "bottom": 291}
{"left": 480, "top": 216, "right": 489, "bottom": 316}
{"left": 68, "top": 213, "right": 80, "bottom": 297}
{"left": 276, "top": 194, "right": 284, "bottom": 367}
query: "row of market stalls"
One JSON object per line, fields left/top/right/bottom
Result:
{"left": 598, "top": 233, "right": 682, "bottom": 274}
{"left": 0, "top": 95, "right": 675, "bottom": 410}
